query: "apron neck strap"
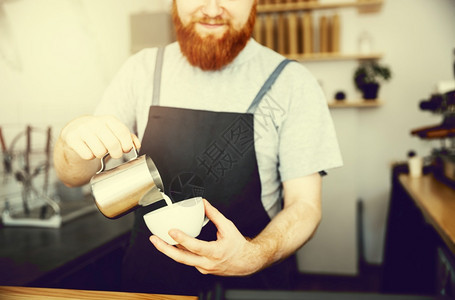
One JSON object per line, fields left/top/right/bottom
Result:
{"left": 152, "top": 48, "right": 292, "bottom": 112}
{"left": 247, "top": 59, "right": 293, "bottom": 114}
{"left": 152, "top": 47, "right": 165, "bottom": 106}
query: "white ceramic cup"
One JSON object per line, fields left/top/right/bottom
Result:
{"left": 143, "top": 196, "right": 209, "bottom": 245}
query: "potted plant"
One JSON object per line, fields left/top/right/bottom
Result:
{"left": 354, "top": 61, "right": 392, "bottom": 100}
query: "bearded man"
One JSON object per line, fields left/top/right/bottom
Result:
{"left": 53, "top": 0, "right": 342, "bottom": 296}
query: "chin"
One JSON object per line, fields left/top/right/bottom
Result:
{"left": 196, "top": 29, "right": 227, "bottom": 40}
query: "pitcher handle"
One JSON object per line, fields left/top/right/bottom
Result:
{"left": 96, "top": 146, "right": 139, "bottom": 174}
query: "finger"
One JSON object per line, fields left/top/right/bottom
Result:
{"left": 176, "top": 244, "right": 188, "bottom": 251}
{"left": 95, "top": 126, "right": 123, "bottom": 159}
{"left": 203, "top": 200, "right": 231, "bottom": 236}
{"left": 104, "top": 117, "right": 135, "bottom": 153}
{"left": 131, "top": 133, "right": 141, "bottom": 150}
{"left": 80, "top": 131, "right": 108, "bottom": 158}
{"left": 168, "top": 229, "right": 216, "bottom": 258}
{"left": 65, "top": 136, "right": 95, "bottom": 160}
{"left": 195, "top": 266, "right": 212, "bottom": 275}
{"left": 150, "top": 235, "right": 205, "bottom": 267}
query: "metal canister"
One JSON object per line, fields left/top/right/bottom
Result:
{"left": 90, "top": 147, "right": 164, "bottom": 218}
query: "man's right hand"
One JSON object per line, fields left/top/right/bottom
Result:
{"left": 54, "top": 115, "right": 141, "bottom": 187}
{"left": 61, "top": 115, "right": 141, "bottom": 161}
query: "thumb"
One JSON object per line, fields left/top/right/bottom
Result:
{"left": 203, "top": 199, "right": 230, "bottom": 232}
{"left": 131, "top": 133, "right": 142, "bottom": 150}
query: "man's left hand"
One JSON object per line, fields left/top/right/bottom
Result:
{"left": 149, "top": 199, "right": 263, "bottom": 276}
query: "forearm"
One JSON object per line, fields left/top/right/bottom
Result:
{"left": 251, "top": 198, "right": 321, "bottom": 270}
{"left": 53, "top": 137, "right": 100, "bottom": 187}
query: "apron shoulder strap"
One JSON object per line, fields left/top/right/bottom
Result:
{"left": 152, "top": 47, "right": 165, "bottom": 106}
{"left": 247, "top": 59, "right": 293, "bottom": 114}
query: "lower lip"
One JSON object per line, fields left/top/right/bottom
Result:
{"left": 198, "top": 23, "right": 226, "bottom": 30}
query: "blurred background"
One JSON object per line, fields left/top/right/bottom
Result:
{"left": 0, "top": 0, "right": 454, "bottom": 295}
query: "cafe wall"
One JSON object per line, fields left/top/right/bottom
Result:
{"left": 0, "top": 0, "right": 454, "bottom": 274}
{"left": 0, "top": 0, "right": 170, "bottom": 132}
{"left": 0, "top": 0, "right": 172, "bottom": 215}
{"left": 297, "top": 0, "right": 455, "bottom": 274}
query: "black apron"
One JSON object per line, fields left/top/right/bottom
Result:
{"left": 121, "top": 48, "right": 296, "bottom": 296}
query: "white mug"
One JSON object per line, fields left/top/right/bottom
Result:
{"left": 408, "top": 156, "right": 423, "bottom": 178}
{"left": 143, "top": 197, "right": 209, "bottom": 245}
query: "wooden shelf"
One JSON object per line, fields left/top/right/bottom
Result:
{"left": 328, "top": 100, "right": 383, "bottom": 108}
{"left": 257, "top": 0, "right": 384, "bottom": 13}
{"left": 286, "top": 52, "right": 383, "bottom": 61}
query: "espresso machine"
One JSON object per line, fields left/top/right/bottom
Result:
{"left": 411, "top": 86, "right": 455, "bottom": 184}
{"left": 410, "top": 49, "right": 455, "bottom": 184}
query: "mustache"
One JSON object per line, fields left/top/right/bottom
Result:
{"left": 192, "top": 16, "right": 229, "bottom": 26}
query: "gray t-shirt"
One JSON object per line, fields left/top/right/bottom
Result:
{"left": 95, "top": 39, "right": 343, "bottom": 217}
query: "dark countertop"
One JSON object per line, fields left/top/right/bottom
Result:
{"left": 0, "top": 209, "right": 134, "bottom": 286}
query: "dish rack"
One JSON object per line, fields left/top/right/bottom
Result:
{"left": 0, "top": 125, "right": 97, "bottom": 228}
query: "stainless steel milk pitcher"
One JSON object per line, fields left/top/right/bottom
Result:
{"left": 90, "top": 147, "right": 164, "bottom": 218}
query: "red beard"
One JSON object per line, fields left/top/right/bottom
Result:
{"left": 172, "top": 2, "right": 256, "bottom": 71}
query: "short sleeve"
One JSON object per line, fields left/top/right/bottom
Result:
{"left": 94, "top": 54, "right": 140, "bottom": 134}
{"left": 277, "top": 66, "right": 343, "bottom": 181}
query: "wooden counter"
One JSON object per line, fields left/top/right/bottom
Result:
{"left": 399, "top": 173, "right": 455, "bottom": 255}
{"left": 0, "top": 286, "right": 197, "bottom": 300}
{"left": 0, "top": 286, "right": 440, "bottom": 300}
{"left": 382, "top": 168, "right": 455, "bottom": 295}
